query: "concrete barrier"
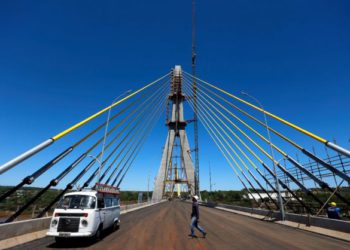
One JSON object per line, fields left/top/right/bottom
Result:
{"left": 216, "top": 204, "right": 350, "bottom": 233}
{"left": 0, "top": 217, "right": 51, "bottom": 241}
{"left": 121, "top": 201, "right": 151, "bottom": 212}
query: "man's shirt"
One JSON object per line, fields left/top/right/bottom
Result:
{"left": 191, "top": 201, "right": 199, "bottom": 219}
{"left": 327, "top": 206, "right": 341, "bottom": 219}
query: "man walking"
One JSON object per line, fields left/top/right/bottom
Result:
{"left": 189, "top": 195, "right": 207, "bottom": 238}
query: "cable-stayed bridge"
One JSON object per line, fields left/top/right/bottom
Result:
{"left": 0, "top": 66, "right": 350, "bottom": 249}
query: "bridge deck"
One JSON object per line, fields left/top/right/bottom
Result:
{"left": 9, "top": 201, "right": 350, "bottom": 250}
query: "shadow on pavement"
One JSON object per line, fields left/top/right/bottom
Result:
{"left": 46, "top": 227, "right": 119, "bottom": 249}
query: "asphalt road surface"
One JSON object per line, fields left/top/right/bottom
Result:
{"left": 9, "top": 201, "right": 350, "bottom": 250}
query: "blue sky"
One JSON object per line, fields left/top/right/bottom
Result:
{"left": 0, "top": 0, "right": 350, "bottom": 191}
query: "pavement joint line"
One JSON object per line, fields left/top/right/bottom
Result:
{"left": 215, "top": 206, "right": 350, "bottom": 242}
{"left": 0, "top": 201, "right": 166, "bottom": 250}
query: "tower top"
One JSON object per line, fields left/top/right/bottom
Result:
{"left": 170, "top": 65, "right": 183, "bottom": 99}
{"left": 174, "top": 65, "right": 182, "bottom": 77}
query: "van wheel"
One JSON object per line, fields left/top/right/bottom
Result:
{"left": 113, "top": 221, "right": 119, "bottom": 231}
{"left": 94, "top": 226, "right": 103, "bottom": 241}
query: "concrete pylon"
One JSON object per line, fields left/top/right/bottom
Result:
{"left": 152, "top": 66, "right": 195, "bottom": 201}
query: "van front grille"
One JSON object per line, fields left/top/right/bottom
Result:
{"left": 57, "top": 218, "right": 80, "bottom": 232}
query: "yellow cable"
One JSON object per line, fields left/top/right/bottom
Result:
{"left": 189, "top": 89, "right": 272, "bottom": 199}
{"left": 191, "top": 79, "right": 288, "bottom": 157}
{"left": 184, "top": 82, "right": 272, "bottom": 194}
{"left": 183, "top": 71, "right": 327, "bottom": 144}
{"left": 183, "top": 81, "right": 259, "bottom": 170}
{"left": 87, "top": 79, "right": 170, "bottom": 154}
{"left": 197, "top": 108, "right": 240, "bottom": 176}
{"left": 53, "top": 72, "right": 170, "bottom": 140}
{"left": 182, "top": 78, "right": 272, "bottom": 161}
{"left": 97, "top": 81, "right": 170, "bottom": 163}
{"left": 183, "top": 82, "right": 253, "bottom": 172}
{"left": 184, "top": 83, "right": 244, "bottom": 173}
{"left": 183, "top": 76, "right": 302, "bottom": 150}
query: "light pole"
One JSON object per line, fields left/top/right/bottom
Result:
{"left": 241, "top": 91, "right": 285, "bottom": 221}
{"left": 147, "top": 168, "right": 150, "bottom": 202}
{"left": 87, "top": 155, "right": 103, "bottom": 185}
{"left": 212, "top": 183, "right": 216, "bottom": 192}
{"left": 99, "top": 90, "right": 132, "bottom": 182}
{"left": 209, "top": 161, "right": 212, "bottom": 192}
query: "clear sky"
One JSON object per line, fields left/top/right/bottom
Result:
{"left": 0, "top": 0, "right": 350, "bottom": 192}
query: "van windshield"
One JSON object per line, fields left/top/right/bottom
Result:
{"left": 57, "top": 195, "right": 96, "bottom": 209}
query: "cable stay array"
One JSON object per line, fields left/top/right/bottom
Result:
{"left": 0, "top": 72, "right": 171, "bottom": 223}
{"left": 182, "top": 72, "right": 350, "bottom": 214}
{"left": 183, "top": 71, "right": 350, "bottom": 159}
{"left": 183, "top": 78, "right": 349, "bottom": 206}
{"left": 1, "top": 66, "right": 349, "bottom": 223}
{"left": 184, "top": 81, "right": 315, "bottom": 211}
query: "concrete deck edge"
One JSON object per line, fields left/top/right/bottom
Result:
{"left": 216, "top": 206, "right": 350, "bottom": 242}
{"left": 120, "top": 200, "right": 166, "bottom": 215}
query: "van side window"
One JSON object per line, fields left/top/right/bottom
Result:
{"left": 112, "top": 197, "right": 120, "bottom": 206}
{"left": 97, "top": 198, "right": 105, "bottom": 209}
{"left": 104, "top": 198, "right": 112, "bottom": 208}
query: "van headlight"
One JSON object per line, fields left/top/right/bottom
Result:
{"left": 81, "top": 219, "right": 88, "bottom": 227}
{"left": 51, "top": 219, "right": 58, "bottom": 227}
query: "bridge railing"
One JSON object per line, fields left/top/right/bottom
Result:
{"left": 209, "top": 203, "right": 350, "bottom": 234}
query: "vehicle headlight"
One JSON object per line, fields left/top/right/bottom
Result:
{"left": 51, "top": 219, "right": 58, "bottom": 227}
{"left": 81, "top": 219, "right": 88, "bottom": 227}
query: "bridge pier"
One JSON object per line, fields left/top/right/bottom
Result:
{"left": 152, "top": 66, "right": 195, "bottom": 201}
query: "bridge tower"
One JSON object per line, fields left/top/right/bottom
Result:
{"left": 152, "top": 65, "right": 196, "bottom": 201}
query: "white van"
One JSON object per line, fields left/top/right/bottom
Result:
{"left": 47, "top": 184, "right": 120, "bottom": 242}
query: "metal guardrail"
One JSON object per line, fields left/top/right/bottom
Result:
{"left": 267, "top": 154, "right": 350, "bottom": 186}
